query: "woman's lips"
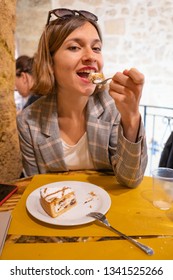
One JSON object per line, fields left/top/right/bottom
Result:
{"left": 77, "top": 72, "right": 91, "bottom": 83}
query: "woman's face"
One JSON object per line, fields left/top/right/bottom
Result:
{"left": 53, "top": 22, "right": 103, "bottom": 97}
{"left": 15, "top": 72, "right": 30, "bottom": 97}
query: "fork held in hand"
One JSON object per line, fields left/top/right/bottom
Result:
{"left": 93, "top": 77, "right": 112, "bottom": 85}
{"left": 87, "top": 212, "right": 154, "bottom": 256}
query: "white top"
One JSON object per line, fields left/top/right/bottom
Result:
{"left": 61, "top": 132, "right": 94, "bottom": 170}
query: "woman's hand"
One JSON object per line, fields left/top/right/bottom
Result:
{"left": 109, "top": 68, "right": 144, "bottom": 142}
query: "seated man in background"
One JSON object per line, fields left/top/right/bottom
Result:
{"left": 15, "top": 55, "right": 40, "bottom": 110}
{"left": 159, "top": 132, "right": 173, "bottom": 168}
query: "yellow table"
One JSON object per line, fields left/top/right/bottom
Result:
{"left": 1, "top": 171, "right": 173, "bottom": 260}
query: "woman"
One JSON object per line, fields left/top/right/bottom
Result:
{"left": 17, "top": 8, "right": 148, "bottom": 187}
{"left": 15, "top": 55, "right": 40, "bottom": 109}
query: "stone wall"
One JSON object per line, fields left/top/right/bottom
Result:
{"left": 15, "top": 0, "right": 173, "bottom": 108}
{"left": 0, "top": 0, "right": 22, "bottom": 182}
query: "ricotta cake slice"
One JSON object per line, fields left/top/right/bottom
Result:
{"left": 40, "top": 186, "right": 77, "bottom": 218}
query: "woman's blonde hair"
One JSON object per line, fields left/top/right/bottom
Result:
{"left": 32, "top": 17, "right": 103, "bottom": 95}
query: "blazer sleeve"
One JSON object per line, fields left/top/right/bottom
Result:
{"left": 109, "top": 119, "right": 148, "bottom": 188}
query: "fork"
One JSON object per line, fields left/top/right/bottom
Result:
{"left": 92, "top": 77, "right": 112, "bottom": 85}
{"left": 87, "top": 212, "right": 154, "bottom": 256}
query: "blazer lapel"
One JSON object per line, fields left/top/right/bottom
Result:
{"left": 86, "top": 95, "right": 112, "bottom": 169}
{"left": 37, "top": 94, "right": 67, "bottom": 171}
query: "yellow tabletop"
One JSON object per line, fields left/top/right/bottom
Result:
{"left": 1, "top": 171, "right": 173, "bottom": 260}
{"left": 2, "top": 237, "right": 173, "bottom": 260}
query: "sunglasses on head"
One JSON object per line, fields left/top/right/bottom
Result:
{"left": 46, "top": 8, "right": 98, "bottom": 25}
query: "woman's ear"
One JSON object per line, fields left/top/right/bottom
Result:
{"left": 20, "top": 72, "right": 28, "bottom": 84}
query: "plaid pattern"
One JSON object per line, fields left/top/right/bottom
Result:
{"left": 17, "top": 90, "right": 147, "bottom": 187}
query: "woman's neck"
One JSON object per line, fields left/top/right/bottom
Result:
{"left": 57, "top": 91, "right": 88, "bottom": 119}
{"left": 57, "top": 91, "right": 88, "bottom": 145}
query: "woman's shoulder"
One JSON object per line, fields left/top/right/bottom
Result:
{"left": 17, "top": 93, "right": 56, "bottom": 123}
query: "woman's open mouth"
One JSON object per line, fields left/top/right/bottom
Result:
{"left": 77, "top": 69, "right": 96, "bottom": 82}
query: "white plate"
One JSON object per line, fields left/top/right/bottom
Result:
{"left": 26, "top": 181, "right": 111, "bottom": 226}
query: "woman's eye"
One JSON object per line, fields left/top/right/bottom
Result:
{"left": 68, "top": 46, "right": 80, "bottom": 51}
{"left": 93, "top": 47, "right": 101, "bottom": 52}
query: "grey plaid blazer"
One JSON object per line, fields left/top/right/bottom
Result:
{"left": 17, "top": 90, "right": 147, "bottom": 187}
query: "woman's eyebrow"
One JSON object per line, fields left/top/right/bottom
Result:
{"left": 65, "top": 38, "right": 102, "bottom": 44}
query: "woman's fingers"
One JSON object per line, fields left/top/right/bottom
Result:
{"left": 123, "top": 68, "right": 144, "bottom": 85}
{"left": 110, "top": 68, "right": 144, "bottom": 97}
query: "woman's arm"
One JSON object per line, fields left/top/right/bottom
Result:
{"left": 109, "top": 68, "right": 144, "bottom": 142}
{"left": 109, "top": 121, "right": 148, "bottom": 188}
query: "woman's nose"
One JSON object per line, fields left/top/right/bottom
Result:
{"left": 82, "top": 49, "right": 96, "bottom": 63}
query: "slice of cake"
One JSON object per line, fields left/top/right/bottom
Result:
{"left": 88, "top": 72, "right": 105, "bottom": 84}
{"left": 40, "top": 186, "right": 77, "bottom": 218}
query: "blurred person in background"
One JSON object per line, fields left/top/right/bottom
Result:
{"left": 15, "top": 55, "right": 40, "bottom": 111}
